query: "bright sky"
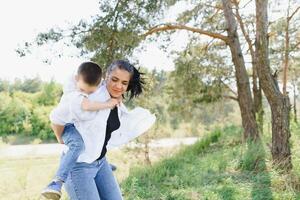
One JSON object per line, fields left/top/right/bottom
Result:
{"left": 0, "top": 0, "right": 295, "bottom": 84}
{"left": 0, "top": 0, "right": 189, "bottom": 83}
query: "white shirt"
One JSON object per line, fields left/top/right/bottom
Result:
{"left": 49, "top": 74, "right": 89, "bottom": 125}
{"left": 50, "top": 75, "right": 156, "bottom": 163}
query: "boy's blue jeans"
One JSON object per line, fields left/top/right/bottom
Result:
{"left": 55, "top": 123, "right": 84, "bottom": 182}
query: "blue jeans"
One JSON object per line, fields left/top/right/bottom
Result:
{"left": 64, "top": 157, "right": 123, "bottom": 200}
{"left": 55, "top": 123, "right": 84, "bottom": 182}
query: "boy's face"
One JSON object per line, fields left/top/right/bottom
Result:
{"left": 76, "top": 75, "right": 98, "bottom": 94}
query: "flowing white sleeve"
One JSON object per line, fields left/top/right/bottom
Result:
{"left": 107, "top": 107, "right": 156, "bottom": 149}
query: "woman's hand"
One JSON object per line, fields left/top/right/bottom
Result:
{"left": 51, "top": 124, "right": 65, "bottom": 144}
{"left": 57, "top": 136, "right": 65, "bottom": 144}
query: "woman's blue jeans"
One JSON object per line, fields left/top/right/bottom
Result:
{"left": 64, "top": 157, "right": 123, "bottom": 200}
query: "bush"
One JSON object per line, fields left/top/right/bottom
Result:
{"left": 0, "top": 95, "right": 31, "bottom": 136}
{"left": 35, "top": 81, "right": 62, "bottom": 106}
{"left": 30, "top": 106, "right": 55, "bottom": 140}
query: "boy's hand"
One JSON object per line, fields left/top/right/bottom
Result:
{"left": 106, "top": 98, "right": 119, "bottom": 109}
{"left": 116, "top": 96, "right": 123, "bottom": 105}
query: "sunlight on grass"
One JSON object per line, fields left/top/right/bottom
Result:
{"left": 0, "top": 145, "right": 182, "bottom": 200}
{"left": 2, "top": 125, "right": 300, "bottom": 199}
{"left": 122, "top": 125, "right": 300, "bottom": 200}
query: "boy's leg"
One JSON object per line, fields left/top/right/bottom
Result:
{"left": 55, "top": 124, "right": 84, "bottom": 182}
{"left": 42, "top": 124, "right": 84, "bottom": 199}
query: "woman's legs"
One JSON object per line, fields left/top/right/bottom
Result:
{"left": 64, "top": 162, "right": 100, "bottom": 200}
{"left": 64, "top": 158, "right": 123, "bottom": 200}
{"left": 95, "top": 157, "right": 123, "bottom": 200}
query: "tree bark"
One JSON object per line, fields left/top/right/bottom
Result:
{"left": 283, "top": 0, "right": 291, "bottom": 95}
{"left": 294, "top": 84, "right": 297, "bottom": 123}
{"left": 222, "top": 0, "right": 259, "bottom": 140}
{"left": 254, "top": 82, "right": 264, "bottom": 134}
{"left": 233, "top": 0, "right": 264, "bottom": 133}
{"left": 292, "top": 79, "right": 298, "bottom": 123}
{"left": 255, "top": 0, "right": 292, "bottom": 170}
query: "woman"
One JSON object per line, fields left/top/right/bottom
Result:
{"left": 64, "top": 60, "right": 156, "bottom": 200}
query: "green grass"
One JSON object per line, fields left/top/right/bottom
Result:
{"left": 2, "top": 124, "right": 300, "bottom": 199}
{"left": 0, "top": 143, "right": 182, "bottom": 200}
{"left": 121, "top": 125, "right": 300, "bottom": 200}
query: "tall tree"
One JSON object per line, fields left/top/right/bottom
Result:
{"left": 221, "top": 0, "right": 259, "bottom": 140}
{"left": 233, "top": 0, "right": 264, "bottom": 133}
{"left": 269, "top": 1, "right": 300, "bottom": 124}
{"left": 255, "top": 0, "right": 292, "bottom": 170}
{"left": 142, "top": 1, "right": 259, "bottom": 140}
{"left": 282, "top": 1, "right": 300, "bottom": 95}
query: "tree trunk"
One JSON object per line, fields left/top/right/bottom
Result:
{"left": 283, "top": 0, "right": 291, "bottom": 95}
{"left": 293, "top": 80, "right": 297, "bottom": 123}
{"left": 234, "top": 0, "right": 264, "bottom": 134}
{"left": 253, "top": 84, "right": 264, "bottom": 134}
{"left": 255, "top": 0, "right": 292, "bottom": 170}
{"left": 144, "top": 133, "right": 151, "bottom": 165}
{"left": 222, "top": 0, "right": 259, "bottom": 140}
{"left": 253, "top": 65, "right": 264, "bottom": 134}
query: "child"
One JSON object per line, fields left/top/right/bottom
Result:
{"left": 41, "top": 62, "right": 121, "bottom": 200}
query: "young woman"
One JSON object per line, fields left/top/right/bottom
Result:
{"left": 64, "top": 60, "right": 156, "bottom": 200}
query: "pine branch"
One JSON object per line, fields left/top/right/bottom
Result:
{"left": 142, "top": 23, "right": 229, "bottom": 43}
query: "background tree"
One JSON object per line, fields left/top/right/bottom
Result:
{"left": 255, "top": 0, "right": 292, "bottom": 170}
{"left": 269, "top": 0, "right": 300, "bottom": 123}
{"left": 128, "top": 68, "right": 169, "bottom": 165}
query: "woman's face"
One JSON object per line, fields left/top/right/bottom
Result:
{"left": 106, "top": 67, "right": 131, "bottom": 98}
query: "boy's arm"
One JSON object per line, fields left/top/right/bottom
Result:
{"left": 51, "top": 124, "right": 65, "bottom": 144}
{"left": 81, "top": 97, "right": 119, "bottom": 111}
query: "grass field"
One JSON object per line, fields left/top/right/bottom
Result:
{"left": 121, "top": 125, "right": 300, "bottom": 200}
{"left": 2, "top": 125, "right": 300, "bottom": 200}
{"left": 0, "top": 143, "right": 182, "bottom": 200}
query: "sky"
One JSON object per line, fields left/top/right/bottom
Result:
{"left": 0, "top": 0, "right": 296, "bottom": 84}
{"left": 0, "top": 0, "right": 189, "bottom": 83}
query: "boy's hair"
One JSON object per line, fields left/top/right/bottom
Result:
{"left": 77, "top": 62, "right": 102, "bottom": 86}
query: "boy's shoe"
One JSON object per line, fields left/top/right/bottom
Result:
{"left": 41, "top": 180, "right": 62, "bottom": 200}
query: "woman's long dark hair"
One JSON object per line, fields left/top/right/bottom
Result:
{"left": 107, "top": 60, "right": 145, "bottom": 100}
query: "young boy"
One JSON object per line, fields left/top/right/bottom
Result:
{"left": 41, "top": 62, "right": 120, "bottom": 200}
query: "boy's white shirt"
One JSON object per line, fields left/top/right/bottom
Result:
{"left": 50, "top": 74, "right": 156, "bottom": 163}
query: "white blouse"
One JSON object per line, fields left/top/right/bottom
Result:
{"left": 50, "top": 75, "right": 156, "bottom": 163}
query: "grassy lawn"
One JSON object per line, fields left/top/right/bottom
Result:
{"left": 0, "top": 142, "right": 182, "bottom": 200}
{"left": 122, "top": 126, "right": 300, "bottom": 200}
{"left": 2, "top": 125, "right": 300, "bottom": 200}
